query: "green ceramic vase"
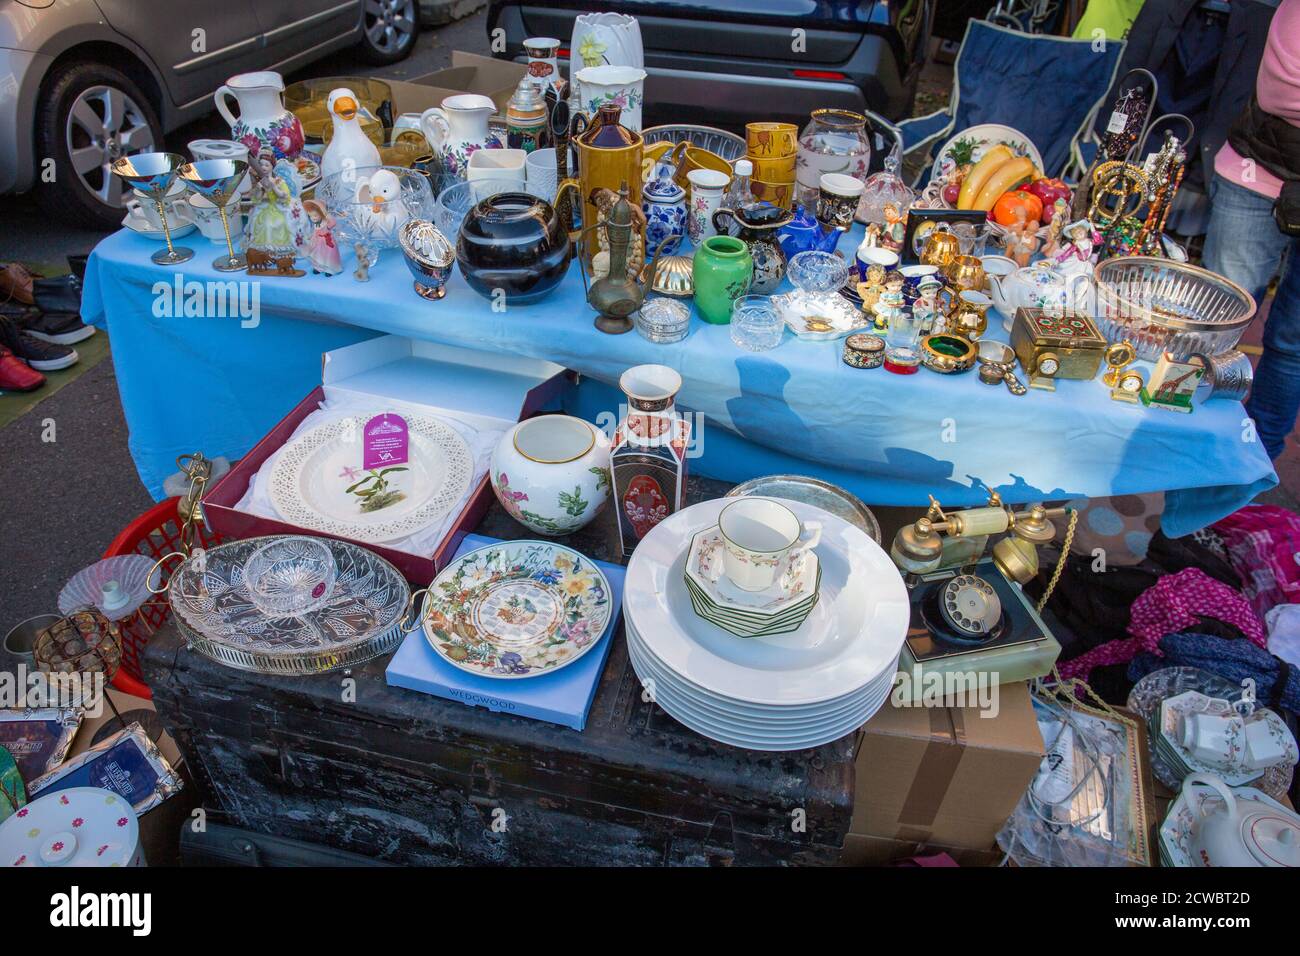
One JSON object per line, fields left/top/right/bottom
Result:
{"left": 692, "top": 235, "right": 753, "bottom": 324}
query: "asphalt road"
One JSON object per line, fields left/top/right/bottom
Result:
{"left": 0, "top": 11, "right": 493, "bottom": 638}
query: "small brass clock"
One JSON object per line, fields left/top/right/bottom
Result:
{"left": 1102, "top": 340, "right": 1137, "bottom": 388}
{"left": 1112, "top": 367, "right": 1145, "bottom": 404}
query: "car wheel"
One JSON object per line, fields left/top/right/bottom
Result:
{"left": 357, "top": 0, "right": 419, "bottom": 65}
{"left": 34, "top": 61, "right": 163, "bottom": 231}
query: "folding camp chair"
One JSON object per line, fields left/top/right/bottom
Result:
{"left": 866, "top": 19, "right": 1127, "bottom": 186}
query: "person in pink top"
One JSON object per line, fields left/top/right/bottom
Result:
{"left": 1203, "top": 0, "right": 1300, "bottom": 459}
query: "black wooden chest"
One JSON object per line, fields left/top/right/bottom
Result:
{"left": 144, "top": 479, "right": 855, "bottom": 865}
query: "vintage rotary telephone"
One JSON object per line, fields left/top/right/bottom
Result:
{"left": 890, "top": 493, "right": 1078, "bottom": 686}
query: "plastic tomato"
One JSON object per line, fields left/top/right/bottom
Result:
{"left": 991, "top": 190, "right": 1043, "bottom": 226}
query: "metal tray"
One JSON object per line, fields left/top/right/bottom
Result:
{"left": 725, "top": 474, "right": 881, "bottom": 543}
{"left": 167, "top": 535, "right": 409, "bottom": 676}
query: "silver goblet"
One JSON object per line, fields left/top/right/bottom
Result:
{"left": 110, "top": 152, "right": 193, "bottom": 265}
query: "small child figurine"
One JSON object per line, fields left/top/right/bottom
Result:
{"left": 302, "top": 199, "right": 342, "bottom": 276}
{"left": 1041, "top": 199, "right": 1070, "bottom": 257}
{"left": 1004, "top": 206, "right": 1040, "bottom": 267}
{"left": 881, "top": 202, "right": 906, "bottom": 253}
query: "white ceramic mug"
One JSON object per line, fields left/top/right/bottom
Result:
{"left": 187, "top": 194, "right": 244, "bottom": 245}
{"left": 467, "top": 148, "right": 527, "bottom": 193}
{"left": 126, "top": 184, "right": 191, "bottom": 231}
{"left": 525, "top": 147, "right": 558, "bottom": 202}
{"left": 686, "top": 168, "right": 729, "bottom": 243}
{"left": 717, "top": 498, "right": 821, "bottom": 592}
{"left": 1242, "top": 718, "right": 1291, "bottom": 771}
{"left": 1179, "top": 711, "right": 1245, "bottom": 766}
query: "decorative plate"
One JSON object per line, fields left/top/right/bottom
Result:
{"left": 684, "top": 570, "right": 821, "bottom": 639}
{"left": 685, "top": 526, "right": 820, "bottom": 617}
{"left": 930, "top": 123, "right": 1043, "bottom": 182}
{"left": 269, "top": 413, "right": 473, "bottom": 545}
{"left": 0, "top": 787, "right": 142, "bottom": 868}
{"left": 421, "top": 541, "right": 612, "bottom": 679}
{"left": 772, "top": 292, "right": 869, "bottom": 341}
{"left": 167, "top": 535, "right": 410, "bottom": 675}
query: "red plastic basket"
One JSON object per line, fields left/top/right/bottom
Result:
{"left": 102, "top": 497, "right": 229, "bottom": 699}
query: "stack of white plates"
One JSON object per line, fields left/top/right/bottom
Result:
{"left": 624, "top": 498, "right": 909, "bottom": 751}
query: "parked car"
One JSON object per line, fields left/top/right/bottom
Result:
{"left": 0, "top": 0, "right": 418, "bottom": 228}
{"left": 486, "top": 0, "right": 935, "bottom": 130}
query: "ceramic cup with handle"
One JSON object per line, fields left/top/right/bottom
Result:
{"left": 717, "top": 497, "right": 821, "bottom": 592}
{"left": 1241, "top": 716, "right": 1295, "bottom": 771}
{"left": 126, "top": 182, "right": 191, "bottom": 231}
{"left": 1179, "top": 709, "right": 1246, "bottom": 767}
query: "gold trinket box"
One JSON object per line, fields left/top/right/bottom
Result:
{"left": 1010, "top": 308, "right": 1107, "bottom": 382}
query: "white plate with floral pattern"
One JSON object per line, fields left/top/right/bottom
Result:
{"left": 270, "top": 413, "right": 473, "bottom": 545}
{"left": 420, "top": 541, "right": 612, "bottom": 679}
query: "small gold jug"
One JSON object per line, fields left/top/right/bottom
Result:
{"left": 919, "top": 224, "right": 960, "bottom": 268}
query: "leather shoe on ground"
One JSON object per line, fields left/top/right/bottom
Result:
{"left": 0, "top": 263, "right": 38, "bottom": 305}
{"left": 0, "top": 345, "right": 45, "bottom": 391}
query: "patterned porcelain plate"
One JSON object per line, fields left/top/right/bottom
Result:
{"left": 684, "top": 572, "right": 821, "bottom": 638}
{"left": 167, "top": 535, "right": 410, "bottom": 675}
{"left": 683, "top": 570, "right": 821, "bottom": 628}
{"left": 1157, "top": 692, "right": 1290, "bottom": 787}
{"left": 773, "top": 291, "right": 869, "bottom": 341}
{"left": 420, "top": 541, "right": 612, "bottom": 680}
{"left": 930, "top": 123, "right": 1043, "bottom": 183}
{"left": 269, "top": 413, "right": 473, "bottom": 544}
{"left": 684, "top": 526, "right": 820, "bottom": 617}
{"left": 1158, "top": 781, "right": 1288, "bottom": 867}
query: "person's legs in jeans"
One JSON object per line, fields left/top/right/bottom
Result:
{"left": 1203, "top": 174, "right": 1300, "bottom": 458}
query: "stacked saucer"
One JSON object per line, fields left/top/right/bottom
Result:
{"left": 682, "top": 526, "right": 821, "bottom": 637}
{"left": 624, "top": 498, "right": 909, "bottom": 751}
{"left": 1152, "top": 691, "right": 1297, "bottom": 788}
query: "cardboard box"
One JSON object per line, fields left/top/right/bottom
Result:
{"left": 852, "top": 680, "right": 1044, "bottom": 849}
{"left": 204, "top": 335, "right": 570, "bottom": 584}
{"left": 839, "top": 832, "right": 1002, "bottom": 867}
{"left": 389, "top": 51, "right": 527, "bottom": 118}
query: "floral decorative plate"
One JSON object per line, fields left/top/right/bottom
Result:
{"left": 930, "top": 123, "right": 1043, "bottom": 183}
{"left": 421, "top": 541, "right": 612, "bottom": 679}
{"left": 269, "top": 413, "right": 473, "bottom": 544}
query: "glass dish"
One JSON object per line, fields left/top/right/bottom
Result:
{"left": 1094, "top": 257, "right": 1257, "bottom": 361}
{"left": 432, "top": 178, "right": 521, "bottom": 241}
{"left": 730, "top": 295, "right": 783, "bottom": 352}
{"left": 636, "top": 297, "right": 691, "bottom": 343}
{"left": 787, "top": 250, "right": 850, "bottom": 296}
{"left": 243, "top": 536, "right": 338, "bottom": 618}
{"left": 317, "top": 164, "right": 436, "bottom": 271}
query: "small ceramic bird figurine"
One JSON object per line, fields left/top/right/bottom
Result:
{"left": 356, "top": 169, "right": 409, "bottom": 236}
{"left": 321, "top": 87, "right": 380, "bottom": 182}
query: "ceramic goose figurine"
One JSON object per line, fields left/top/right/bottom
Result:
{"left": 356, "top": 169, "right": 409, "bottom": 236}
{"left": 321, "top": 87, "right": 380, "bottom": 182}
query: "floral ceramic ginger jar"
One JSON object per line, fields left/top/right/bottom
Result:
{"left": 492, "top": 415, "right": 612, "bottom": 535}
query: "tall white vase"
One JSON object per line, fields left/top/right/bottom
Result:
{"left": 570, "top": 12, "right": 644, "bottom": 71}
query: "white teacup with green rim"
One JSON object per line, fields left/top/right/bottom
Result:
{"left": 717, "top": 497, "right": 821, "bottom": 592}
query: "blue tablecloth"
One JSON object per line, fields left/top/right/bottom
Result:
{"left": 81, "top": 227, "right": 1277, "bottom": 537}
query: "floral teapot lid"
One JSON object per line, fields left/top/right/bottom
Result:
{"left": 1185, "top": 773, "right": 1300, "bottom": 867}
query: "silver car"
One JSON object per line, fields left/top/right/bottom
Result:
{"left": 0, "top": 0, "right": 418, "bottom": 227}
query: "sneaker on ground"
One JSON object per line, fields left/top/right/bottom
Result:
{"left": 0, "top": 316, "right": 78, "bottom": 371}
{"left": 0, "top": 345, "right": 45, "bottom": 391}
{"left": 17, "top": 310, "right": 96, "bottom": 345}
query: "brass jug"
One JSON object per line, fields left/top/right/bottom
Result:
{"left": 559, "top": 104, "right": 643, "bottom": 265}
{"left": 578, "top": 182, "right": 664, "bottom": 335}
{"left": 919, "top": 223, "right": 961, "bottom": 269}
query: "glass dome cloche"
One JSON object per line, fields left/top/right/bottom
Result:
{"left": 856, "top": 148, "right": 915, "bottom": 241}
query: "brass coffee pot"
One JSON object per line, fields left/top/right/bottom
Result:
{"left": 578, "top": 182, "right": 663, "bottom": 334}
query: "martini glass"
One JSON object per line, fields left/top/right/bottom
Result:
{"left": 178, "top": 159, "right": 249, "bottom": 271}
{"left": 110, "top": 152, "right": 193, "bottom": 265}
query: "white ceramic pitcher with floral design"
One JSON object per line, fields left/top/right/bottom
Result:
{"left": 214, "top": 71, "right": 305, "bottom": 164}
{"left": 420, "top": 94, "right": 502, "bottom": 178}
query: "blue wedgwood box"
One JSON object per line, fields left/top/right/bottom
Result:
{"left": 385, "top": 533, "right": 625, "bottom": 731}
